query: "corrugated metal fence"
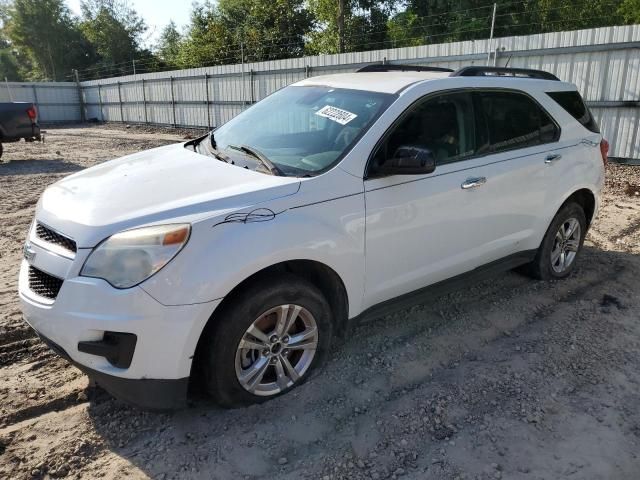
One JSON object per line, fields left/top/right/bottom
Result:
{"left": 1, "top": 24, "right": 638, "bottom": 160}
{"left": 0, "top": 81, "right": 80, "bottom": 122}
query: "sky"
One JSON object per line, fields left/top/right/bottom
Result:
{"left": 65, "top": 0, "right": 192, "bottom": 48}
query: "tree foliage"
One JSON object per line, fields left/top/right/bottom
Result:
{"left": 619, "top": 0, "right": 640, "bottom": 22}
{"left": 0, "top": 0, "right": 638, "bottom": 81}
{"left": 5, "top": 0, "right": 94, "bottom": 80}
{"left": 156, "top": 20, "right": 182, "bottom": 68}
{"left": 0, "top": 1, "right": 21, "bottom": 80}
{"left": 176, "top": 0, "right": 312, "bottom": 68}
{"left": 79, "top": 0, "right": 152, "bottom": 76}
{"left": 306, "top": 0, "right": 397, "bottom": 54}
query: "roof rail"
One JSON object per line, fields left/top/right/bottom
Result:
{"left": 451, "top": 66, "right": 560, "bottom": 81}
{"left": 357, "top": 64, "right": 454, "bottom": 73}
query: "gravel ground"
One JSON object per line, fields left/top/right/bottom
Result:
{"left": 0, "top": 125, "right": 639, "bottom": 480}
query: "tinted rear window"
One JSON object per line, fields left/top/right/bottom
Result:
{"left": 475, "top": 91, "right": 560, "bottom": 154}
{"left": 547, "top": 91, "right": 599, "bottom": 133}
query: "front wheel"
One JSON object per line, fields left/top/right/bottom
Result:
{"left": 527, "top": 202, "right": 587, "bottom": 280}
{"left": 202, "top": 274, "right": 333, "bottom": 407}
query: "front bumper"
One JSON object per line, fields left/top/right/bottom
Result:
{"left": 35, "top": 331, "right": 189, "bottom": 410}
{"left": 19, "top": 259, "right": 221, "bottom": 409}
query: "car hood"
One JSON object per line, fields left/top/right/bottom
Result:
{"left": 37, "top": 143, "right": 300, "bottom": 247}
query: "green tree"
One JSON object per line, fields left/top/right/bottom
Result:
{"left": 307, "top": 0, "right": 398, "bottom": 54}
{"left": 396, "top": 0, "right": 630, "bottom": 45}
{"left": 398, "top": 0, "right": 497, "bottom": 44}
{"left": 387, "top": 10, "right": 422, "bottom": 48}
{"left": 0, "top": 1, "right": 21, "bottom": 80}
{"left": 6, "top": 0, "right": 94, "bottom": 80}
{"left": 508, "top": 0, "right": 624, "bottom": 36}
{"left": 79, "top": 0, "right": 147, "bottom": 75}
{"left": 619, "top": 0, "right": 640, "bottom": 22}
{"left": 177, "top": 2, "right": 234, "bottom": 68}
{"left": 156, "top": 20, "right": 182, "bottom": 68}
{"left": 218, "top": 0, "right": 312, "bottom": 61}
{"left": 178, "top": 0, "right": 312, "bottom": 67}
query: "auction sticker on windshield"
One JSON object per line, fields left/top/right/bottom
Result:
{"left": 315, "top": 105, "right": 358, "bottom": 125}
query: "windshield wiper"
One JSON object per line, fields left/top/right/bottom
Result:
{"left": 228, "top": 144, "right": 283, "bottom": 176}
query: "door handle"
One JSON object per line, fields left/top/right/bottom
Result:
{"left": 545, "top": 154, "right": 562, "bottom": 164}
{"left": 461, "top": 177, "right": 487, "bottom": 189}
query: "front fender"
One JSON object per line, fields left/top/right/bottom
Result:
{"left": 141, "top": 190, "right": 366, "bottom": 317}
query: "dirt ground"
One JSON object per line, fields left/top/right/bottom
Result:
{"left": 0, "top": 125, "right": 639, "bottom": 480}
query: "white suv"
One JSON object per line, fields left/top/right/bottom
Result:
{"left": 19, "top": 65, "right": 607, "bottom": 409}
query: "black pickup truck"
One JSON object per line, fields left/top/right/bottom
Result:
{"left": 0, "top": 102, "right": 41, "bottom": 159}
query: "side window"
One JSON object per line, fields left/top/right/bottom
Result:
{"left": 547, "top": 90, "right": 600, "bottom": 133}
{"left": 372, "top": 92, "right": 476, "bottom": 172}
{"left": 476, "top": 91, "right": 559, "bottom": 154}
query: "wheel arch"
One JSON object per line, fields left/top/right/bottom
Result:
{"left": 190, "top": 259, "right": 349, "bottom": 380}
{"left": 560, "top": 188, "right": 596, "bottom": 228}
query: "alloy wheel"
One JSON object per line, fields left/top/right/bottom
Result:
{"left": 550, "top": 217, "right": 581, "bottom": 274}
{"left": 234, "top": 304, "right": 318, "bottom": 396}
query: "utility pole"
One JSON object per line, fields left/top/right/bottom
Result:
{"left": 486, "top": 3, "right": 497, "bottom": 66}
{"left": 132, "top": 59, "right": 136, "bottom": 75}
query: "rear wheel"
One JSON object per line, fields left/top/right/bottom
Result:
{"left": 527, "top": 202, "right": 587, "bottom": 280}
{"left": 202, "top": 274, "right": 333, "bottom": 407}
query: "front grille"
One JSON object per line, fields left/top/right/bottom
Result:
{"left": 28, "top": 266, "right": 63, "bottom": 300}
{"left": 35, "top": 223, "right": 77, "bottom": 254}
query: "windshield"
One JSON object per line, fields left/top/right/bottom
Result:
{"left": 202, "top": 85, "right": 393, "bottom": 176}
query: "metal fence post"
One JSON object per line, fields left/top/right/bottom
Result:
{"left": 250, "top": 69, "right": 255, "bottom": 104}
{"left": 73, "top": 69, "right": 86, "bottom": 122}
{"left": 205, "top": 73, "right": 211, "bottom": 129}
{"left": 487, "top": 3, "right": 497, "bottom": 66}
{"left": 4, "top": 77, "right": 13, "bottom": 101}
{"left": 31, "top": 85, "right": 39, "bottom": 116}
{"left": 305, "top": 65, "right": 310, "bottom": 78}
{"left": 241, "top": 42, "right": 245, "bottom": 104}
{"left": 141, "top": 78, "right": 148, "bottom": 124}
{"left": 117, "top": 81, "right": 124, "bottom": 123}
{"left": 170, "top": 76, "right": 176, "bottom": 127}
{"left": 98, "top": 84, "right": 104, "bottom": 121}
{"left": 212, "top": 76, "right": 221, "bottom": 127}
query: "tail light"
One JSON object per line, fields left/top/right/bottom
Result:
{"left": 599, "top": 138, "right": 609, "bottom": 166}
{"left": 26, "top": 105, "right": 37, "bottom": 121}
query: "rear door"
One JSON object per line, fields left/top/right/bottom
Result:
{"left": 471, "top": 90, "right": 564, "bottom": 253}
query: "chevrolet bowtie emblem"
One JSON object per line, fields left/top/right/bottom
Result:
{"left": 23, "top": 243, "right": 36, "bottom": 262}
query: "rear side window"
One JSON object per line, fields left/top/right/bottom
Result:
{"left": 475, "top": 91, "right": 560, "bottom": 154}
{"left": 547, "top": 90, "right": 600, "bottom": 133}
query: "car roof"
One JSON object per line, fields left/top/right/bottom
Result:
{"left": 292, "top": 71, "right": 575, "bottom": 95}
{"left": 292, "top": 72, "right": 451, "bottom": 94}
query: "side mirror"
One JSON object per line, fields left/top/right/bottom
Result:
{"left": 376, "top": 145, "right": 436, "bottom": 176}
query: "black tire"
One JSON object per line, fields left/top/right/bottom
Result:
{"left": 527, "top": 202, "right": 587, "bottom": 280}
{"left": 202, "top": 273, "right": 333, "bottom": 408}
{"left": 0, "top": 143, "right": 3, "bottom": 159}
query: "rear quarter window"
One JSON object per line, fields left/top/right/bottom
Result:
{"left": 547, "top": 91, "right": 600, "bottom": 133}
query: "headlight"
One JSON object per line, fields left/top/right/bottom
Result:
{"left": 81, "top": 224, "right": 191, "bottom": 288}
